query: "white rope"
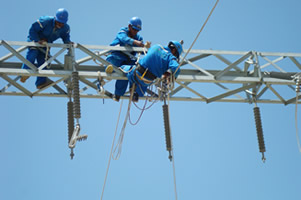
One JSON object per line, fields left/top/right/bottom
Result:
{"left": 173, "top": 0, "right": 220, "bottom": 76}
{"left": 128, "top": 79, "right": 161, "bottom": 125}
{"left": 129, "top": 87, "right": 159, "bottom": 125}
{"left": 40, "top": 42, "right": 51, "bottom": 69}
{"left": 111, "top": 81, "right": 159, "bottom": 158}
{"left": 129, "top": 98, "right": 147, "bottom": 125}
{"left": 112, "top": 86, "right": 135, "bottom": 160}
{"left": 98, "top": 4, "right": 221, "bottom": 194}
{"left": 100, "top": 81, "right": 177, "bottom": 199}
{"left": 98, "top": 1, "right": 221, "bottom": 191}
{"left": 100, "top": 87, "right": 137, "bottom": 199}
{"left": 93, "top": 51, "right": 107, "bottom": 67}
{"left": 147, "top": 83, "right": 161, "bottom": 103}
{"left": 45, "top": 43, "right": 50, "bottom": 61}
{"left": 100, "top": 100, "right": 124, "bottom": 200}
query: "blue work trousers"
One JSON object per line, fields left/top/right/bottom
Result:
{"left": 106, "top": 55, "right": 136, "bottom": 96}
{"left": 127, "top": 66, "right": 150, "bottom": 97}
{"left": 21, "top": 47, "right": 48, "bottom": 87}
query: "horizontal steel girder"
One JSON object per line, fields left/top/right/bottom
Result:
{"left": 1, "top": 40, "right": 301, "bottom": 105}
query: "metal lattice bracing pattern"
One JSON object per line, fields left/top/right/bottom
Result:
{"left": 1, "top": 40, "right": 301, "bottom": 105}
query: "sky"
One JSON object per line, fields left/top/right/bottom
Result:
{"left": 1, "top": 0, "right": 301, "bottom": 200}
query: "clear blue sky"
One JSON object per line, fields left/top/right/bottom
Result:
{"left": 1, "top": 0, "right": 301, "bottom": 200}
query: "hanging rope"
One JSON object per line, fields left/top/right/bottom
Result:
{"left": 111, "top": 81, "right": 160, "bottom": 159}
{"left": 39, "top": 41, "right": 51, "bottom": 69}
{"left": 132, "top": 97, "right": 157, "bottom": 111}
{"left": 129, "top": 83, "right": 160, "bottom": 125}
{"left": 112, "top": 86, "right": 135, "bottom": 160}
{"left": 99, "top": 5, "right": 223, "bottom": 192}
{"left": 129, "top": 99, "right": 148, "bottom": 126}
{"left": 45, "top": 43, "right": 50, "bottom": 63}
{"left": 100, "top": 100, "right": 124, "bottom": 200}
{"left": 100, "top": 80, "right": 177, "bottom": 199}
{"left": 173, "top": 0, "right": 220, "bottom": 76}
{"left": 99, "top": 1, "right": 220, "bottom": 196}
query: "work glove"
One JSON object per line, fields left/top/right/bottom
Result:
{"left": 144, "top": 41, "right": 151, "bottom": 49}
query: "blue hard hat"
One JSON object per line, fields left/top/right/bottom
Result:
{"left": 168, "top": 41, "right": 183, "bottom": 58}
{"left": 55, "top": 8, "right": 68, "bottom": 24}
{"left": 129, "top": 17, "right": 142, "bottom": 31}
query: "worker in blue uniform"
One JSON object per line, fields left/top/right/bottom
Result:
{"left": 112, "top": 40, "right": 183, "bottom": 102}
{"left": 20, "top": 8, "right": 72, "bottom": 89}
{"left": 105, "top": 17, "right": 147, "bottom": 100}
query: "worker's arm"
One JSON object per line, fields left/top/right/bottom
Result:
{"left": 60, "top": 24, "right": 71, "bottom": 44}
{"left": 28, "top": 20, "right": 43, "bottom": 42}
{"left": 116, "top": 29, "right": 144, "bottom": 47}
{"left": 133, "top": 40, "right": 144, "bottom": 47}
{"left": 168, "top": 58, "right": 180, "bottom": 78}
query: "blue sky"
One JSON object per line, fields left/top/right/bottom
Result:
{"left": 1, "top": 0, "right": 301, "bottom": 200}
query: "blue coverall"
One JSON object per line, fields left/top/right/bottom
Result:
{"left": 106, "top": 27, "right": 143, "bottom": 96}
{"left": 22, "top": 16, "right": 71, "bottom": 87}
{"left": 121, "top": 44, "right": 180, "bottom": 97}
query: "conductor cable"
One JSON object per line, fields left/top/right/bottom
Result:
{"left": 173, "top": 0, "right": 220, "bottom": 76}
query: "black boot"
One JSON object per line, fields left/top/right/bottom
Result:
{"left": 112, "top": 94, "right": 120, "bottom": 102}
{"left": 132, "top": 92, "right": 139, "bottom": 102}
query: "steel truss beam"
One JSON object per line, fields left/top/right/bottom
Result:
{"left": 1, "top": 40, "right": 301, "bottom": 105}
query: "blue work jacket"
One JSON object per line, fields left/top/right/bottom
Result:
{"left": 138, "top": 44, "right": 180, "bottom": 78}
{"left": 109, "top": 27, "right": 143, "bottom": 60}
{"left": 27, "top": 16, "right": 71, "bottom": 43}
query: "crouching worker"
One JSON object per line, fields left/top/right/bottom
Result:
{"left": 112, "top": 40, "right": 183, "bottom": 102}
{"left": 105, "top": 16, "right": 145, "bottom": 75}
{"left": 20, "top": 8, "right": 72, "bottom": 89}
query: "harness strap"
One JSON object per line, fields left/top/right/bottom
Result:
{"left": 134, "top": 67, "right": 154, "bottom": 84}
{"left": 137, "top": 64, "right": 157, "bottom": 80}
{"left": 141, "top": 67, "right": 148, "bottom": 79}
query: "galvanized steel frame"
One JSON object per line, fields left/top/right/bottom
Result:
{"left": 1, "top": 40, "right": 301, "bottom": 105}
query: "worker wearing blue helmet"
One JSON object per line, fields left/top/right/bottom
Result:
{"left": 20, "top": 8, "right": 72, "bottom": 89}
{"left": 105, "top": 17, "right": 144, "bottom": 73}
{"left": 105, "top": 16, "right": 145, "bottom": 73}
{"left": 105, "top": 16, "right": 147, "bottom": 100}
{"left": 112, "top": 40, "right": 183, "bottom": 102}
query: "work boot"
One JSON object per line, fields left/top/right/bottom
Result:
{"left": 105, "top": 65, "right": 114, "bottom": 74}
{"left": 112, "top": 94, "right": 120, "bottom": 102}
{"left": 36, "top": 79, "right": 53, "bottom": 89}
{"left": 132, "top": 92, "right": 139, "bottom": 102}
{"left": 20, "top": 76, "right": 29, "bottom": 83}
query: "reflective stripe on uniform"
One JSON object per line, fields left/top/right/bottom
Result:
{"left": 37, "top": 20, "right": 44, "bottom": 28}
